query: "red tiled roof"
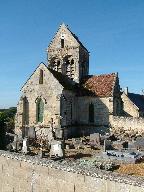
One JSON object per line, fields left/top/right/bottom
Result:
{"left": 82, "top": 73, "right": 117, "bottom": 97}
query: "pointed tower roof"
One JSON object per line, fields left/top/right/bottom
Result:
{"left": 48, "top": 23, "right": 88, "bottom": 52}
{"left": 65, "top": 24, "right": 88, "bottom": 52}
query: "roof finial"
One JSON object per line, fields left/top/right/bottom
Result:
{"left": 124, "top": 87, "right": 128, "bottom": 95}
{"left": 61, "top": 22, "right": 66, "bottom": 27}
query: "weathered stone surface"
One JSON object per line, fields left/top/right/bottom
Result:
{"left": 110, "top": 115, "right": 144, "bottom": 134}
{"left": 48, "top": 23, "right": 89, "bottom": 83}
{"left": 121, "top": 92, "right": 140, "bottom": 117}
{"left": 15, "top": 23, "right": 144, "bottom": 141}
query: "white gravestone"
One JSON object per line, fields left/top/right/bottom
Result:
{"left": 22, "top": 138, "right": 29, "bottom": 154}
{"left": 50, "top": 140, "right": 64, "bottom": 158}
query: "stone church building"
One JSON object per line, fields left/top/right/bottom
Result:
{"left": 15, "top": 23, "right": 123, "bottom": 139}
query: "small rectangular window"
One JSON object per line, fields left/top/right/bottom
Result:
{"left": 61, "top": 39, "right": 64, "bottom": 48}
{"left": 39, "top": 69, "right": 43, "bottom": 84}
{"left": 89, "top": 103, "right": 94, "bottom": 123}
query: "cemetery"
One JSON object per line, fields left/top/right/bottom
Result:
{"left": 4, "top": 125, "right": 144, "bottom": 176}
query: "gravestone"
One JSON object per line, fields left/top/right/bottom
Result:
{"left": 104, "top": 139, "right": 112, "bottom": 151}
{"left": 50, "top": 140, "right": 64, "bottom": 159}
{"left": 55, "top": 128, "right": 63, "bottom": 139}
{"left": 90, "top": 133, "right": 100, "bottom": 146}
{"left": 135, "top": 137, "right": 144, "bottom": 150}
{"left": 22, "top": 138, "right": 29, "bottom": 154}
{"left": 122, "top": 141, "right": 128, "bottom": 149}
{"left": 12, "top": 135, "right": 18, "bottom": 151}
{"left": 28, "top": 127, "right": 36, "bottom": 139}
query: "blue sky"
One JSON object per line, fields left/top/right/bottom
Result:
{"left": 0, "top": 0, "right": 144, "bottom": 108}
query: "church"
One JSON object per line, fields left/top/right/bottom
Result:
{"left": 15, "top": 23, "right": 123, "bottom": 139}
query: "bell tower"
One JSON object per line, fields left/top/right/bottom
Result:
{"left": 47, "top": 23, "right": 89, "bottom": 83}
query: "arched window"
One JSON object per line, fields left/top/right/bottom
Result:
{"left": 66, "top": 59, "right": 70, "bottom": 74}
{"left": 71, "top": 59, "right": 74, "bottom": 65}
{"left": 23, "top": 97, "right": 29, "bottom": 125}
{"left": 57, "top": 60, "right": 61, "bottom": 72}
{"left": 39, "top": 69, "right": 43, "bottom": 84}
{"left": 57, "top": 60, "right": 60, "bottom": 66}
{"left": 89, "top": 103, "right": 94, "bottom": 123}
{"left": 36, "top": 98, "right": 44, "bottom": 123}
{"left": 62, "top": 57, "right": 70, "bottom": 75}
{"left": 70, "top": 59, "right": 75, "bottom": 78}
{"left": 49, "top": 57, "right": 56, "bottom": 69}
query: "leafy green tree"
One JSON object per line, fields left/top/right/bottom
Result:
{"left": 0, "top": 112, "right": 7, "bottom": 148}
{"left": 0, "top": 107, "right": 17, "bottom": 148}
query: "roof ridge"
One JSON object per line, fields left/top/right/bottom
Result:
{"left": 92, "top": 72, "right": 117, "bottom": 77}
{"left": 47, "top": 67, "right": 77, "bottom": 90}
{"left": 128, "top": 92, "right": 144, "bottom": 96}
{"left": 21, "top": 62, "right": 47, "bottom": 91}
{"left": 48, "top": 23, "right": 63, "bottom": 48}
{"left": 82, "top": 72, "right": 118, "bottom": 97}
{"left": 66, "top": 25, "right": 88, "bottom": 52}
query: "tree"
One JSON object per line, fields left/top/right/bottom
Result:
{"left": 0, "top": 107, "right": 17, "bottom": 149}
{"left": 0, "top": 112, "right": 7, "bottom": 149}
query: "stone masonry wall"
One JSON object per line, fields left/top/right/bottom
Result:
{"left": 48, "top": 23, "right": 89, "bottom": 83}
{"left": 121, "top": 93, "right": 139, "bottom": 117}
{"left": 110, "top": 115, "right": 144, "bottom": 134}
{"left": 76, "top": 96, "right": 113, "bottom": 126}
{"left": 48, "top": 24, "right": 81, "bottom": 83}
{"left": 0, "top": 151, "right": 143, "bottom": 192}
{"left": 15, "top": 63, "right": 63, "bottom": 138}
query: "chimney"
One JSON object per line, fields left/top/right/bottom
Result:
{"left": 124, "top": 87, "right": 128, "bottom": 95}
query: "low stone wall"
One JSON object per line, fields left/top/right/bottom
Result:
{"left": 0, "top": 150, "right": 143, "bottom": 192}
{"left": 110, "top": 116, "right": 144, "bottom": 134}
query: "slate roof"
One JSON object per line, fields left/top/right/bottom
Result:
{"left": 81, "top": 73, "right": 117, "bottom": 97}
{"left": 128, "top": 93, "right": 144, "bottom": 112}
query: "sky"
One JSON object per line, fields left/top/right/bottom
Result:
{"left": 0, "top": 0, "right": 144, "bottom": 108}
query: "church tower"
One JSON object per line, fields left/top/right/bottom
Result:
{"left": 47, "top": 23, "right": 89, "bottom": 83}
